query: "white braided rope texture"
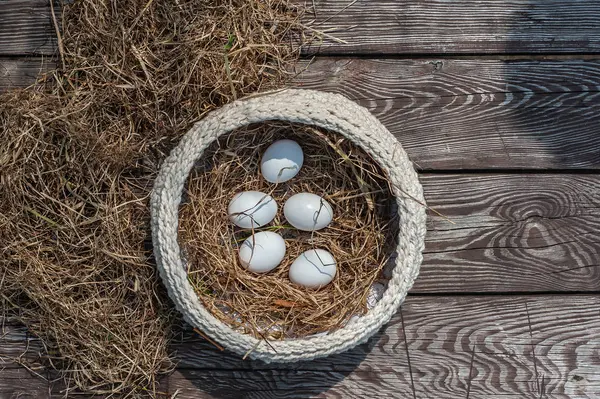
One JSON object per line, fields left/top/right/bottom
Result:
{"left": 151, "top": 89, "right": 427, "bottom": 362}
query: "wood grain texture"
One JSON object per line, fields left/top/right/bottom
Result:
{"left": 527, "top": 297, "right": 600, "bottom": 398}
{"left": 0, "top": 368, "right": 49, "bottom": 399}
{"left": 5, "top": 56, "right": 600, "bottom": 172}
{"left": 2, "top": 296, "right": 599, "bottom": 398}
{"left": 168, "top": 295, "right": 600, "bottom": 398}
{"left": 169, "top": 320, "right": 412, "bottom": 398}
{"left": 404, "top": 296, "right": 600, "bottom": 398}
{"left": 418, "top": 174, "right": 600, "bottom": 293}
{"left": 295, "top": 58, "right": 600, "bottom": 170}
{"left": 304, "top": 0, "right": 600, "bottom": 55}
{"left": 0, "top": 57, "right": 54, "bottom": 91}
{"left": 0, "top": 321, "right": 162, "bottom": 398}
{"left": 0, "top": 322, "right": 46, "bottom": 371}
{"left": 4, "top": 57, "right": 599, "bottom": 170}
{"left": 0, "top": 0, "right": 57, "bottom": 56}
{"left": 3, "top": 1, "right": 600, "bottom": 57}
{"left": 48, "top": 378, "right": 167, "bottom": 399}
{"left": 0, "top": 323, "right": 49, "bottom": 398}
{"left": 169, "top": 369, "right": 414, "bottom": 399}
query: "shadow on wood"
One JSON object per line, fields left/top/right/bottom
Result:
{"left": 301, "top": 0, "right": 600, "bottom": 55}
{"left": 166, "top": 322, "right": 406, "bottom": 399}
{"left": 503, "top": 4, "right": 600, "bottom": 170}
{"left": 0, "top": 57, "right": 54, "bottom": 91}
{"left": 295, "top": 58, "right": 600, "bottom": 170}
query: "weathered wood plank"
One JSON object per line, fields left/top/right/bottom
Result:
{"left": 5, "top": 57, "right": 600, "bottom": 172}
{"left": 418, "top": 174, "right": 600, "bottom": 293}
{"left": 0, "top": 176, "right": 595, "bottom": 296}
{"left": 0, "top": 321, "right": 167, "bottom": 398}
{"left": 0, "top": 322, "right": 46, "bottom": 371}
{"left": 3, "top": 296, "right": 599, "bottom": 397}
{"left": 168, "top": 295, "right": 600, "bottom": 398}
{"left": 169, "top": 369, "right": 413, "bottom": 399}
{"left": 0, "top": 0, "right": 57, "bottom": 56}
{"left": 48, "top": 377, "right": 169, "bottom": 398}
{"left": 172, "top": 326, "right": 407, "bottom": 373}
{"left": 0, "top": 57, "right": 54, "bottom": 91}
{"left": 527, "top": 297, "right": 600, "bottom": 398}
{"left": 0, "top": 322, "right": 49, "bottom": 398}
{"left": 5, "top": 57, "right": 600, "bottom": 171}
{"left": 404, "top": 296, "right": 600, "bottom": 398}
{"left": 304, "top": 0, "right": 600, "bottom": 55}
{"left": 295, "top": 58, "right": 600, "bottom": 170}
{"left": 3, "top": 1, "right": 600, "bottom": 57}
{"left": 0, "top": 368, "right": 49, "bottom": 399}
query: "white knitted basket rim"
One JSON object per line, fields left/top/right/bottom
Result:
{"left": 151, "top": 89, "right": 427, "bottom": 363}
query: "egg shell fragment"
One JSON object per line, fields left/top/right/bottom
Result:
{"left": 261, "top": 139, "right": 304, "bottom": 183}
{"left": 239, "top": 231, "right": 286, "bottom": 273}
{"left": 228, "top": 191, "right": 277, "bottom": 229}
{"left": 289, "top": 249, "right": 337, "bottom": 289}
{"left": 283, "top": 193, "right": 333, "bottom": 231}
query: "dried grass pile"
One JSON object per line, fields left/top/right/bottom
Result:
{"left": 179, "top": 123, "right": 397, "bottom": 339}
{"left": 0, "top": 0, "right": 303, "bottom": 396}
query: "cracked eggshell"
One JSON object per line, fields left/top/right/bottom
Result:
{"left": 239, "top": 231, "right": 286, "bottom": 273}
{"left": 283, "top": 193, "right": 333, "bottom": 231}
{"left": 260, "top": 140, "right": 304, "bottom": 183}
{"left": 289, "top": 249, "right": 337, "bottom": 289}
{"left": 228, "top": 191, "right": 277, "bottom": 229}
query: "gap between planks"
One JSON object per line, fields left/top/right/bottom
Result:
{"left": 166, "top": 294, "right": 600, "bottom": 398}
{"left": 4, "top": 56, "right": 600, "bottom": 171}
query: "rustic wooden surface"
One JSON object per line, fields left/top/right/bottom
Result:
{"left": 1, "top": 0, "right": 600, "bottom": 398}
{"left": 0, "top": 58, "right": 53, "bottom": 90}
{"left": 295, "top": 58, "right": 600, "bottom": 170}
{"left": 5, "top": 0, "right": 600, "bottom": 56}
{"left": 0, "top": 1, "right": 57, "bottom": 56}
{"left": 418, "top": 174, "right": 600, "bottom": 293}
{"left": 151, "top": 295, "right": 600, "bottom": 398}
{"left": 4, "top": 295, "right": 599, "bottom": 398}
{"left": 6, "top": 57, "right": 600, "bottom": 170}
{"left": 0, "top": 323, "right": 50, "bottom": 398}
{"left": 303, "top": 0, "right": 600, "bottom": 55}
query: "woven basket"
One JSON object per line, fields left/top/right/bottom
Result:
{"left": 151, "top": 89, "right": 426, "bottom": 362}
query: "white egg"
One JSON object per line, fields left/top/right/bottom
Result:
{"left": 289, "top": 249, "right": 337, "bottom": 289}
{"left": 261, "top": 140, "right": 304, "bottom": 183}
{"left": 283, "top": 193, "right": 333, "bottom": 231}
{"left": 239, "top": 231, "right": 286, "bottom": 273}
{"left": 228, "top": 191, "right": 277, "bottom": 229}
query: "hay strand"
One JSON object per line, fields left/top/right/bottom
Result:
{"left": 0, "top": 0, "right": 306, "bottom": 396}
{"left": 179, "top": 123, "right": 397, "bottom": 339}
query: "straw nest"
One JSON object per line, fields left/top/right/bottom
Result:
{"left": 0, "top": 0, "right": 304, "bottom": 396}
{"left": 178, "top": 122, "right": 398, "bottom": 340}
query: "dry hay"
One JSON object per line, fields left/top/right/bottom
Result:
{"left": 0, "top": 0, "right": 304, "bottom": 396}
{"left": 0, "top": 90, "right": 171, "bottom": 395}
{"left": 179, "top": 123, "right": 397, "bottom": 340}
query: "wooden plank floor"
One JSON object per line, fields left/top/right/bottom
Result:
{"left": 1, "top": 0, "right": 600, "bottom": 398}
{"left": 302, "top": 0, "right": 600, "bottom": 55}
